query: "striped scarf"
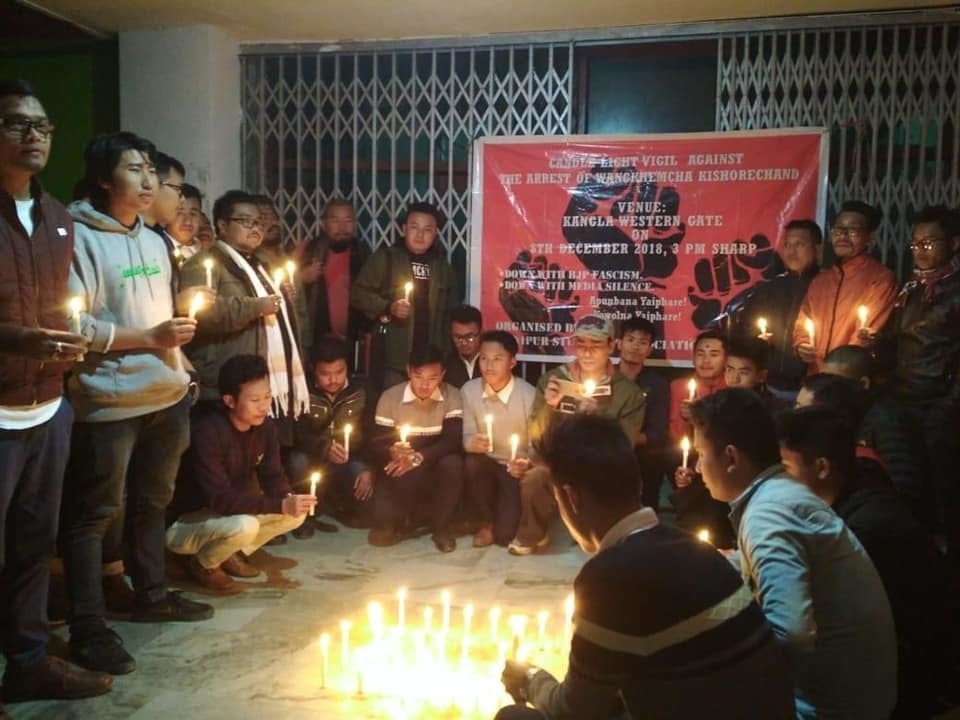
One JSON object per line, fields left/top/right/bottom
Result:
{"left": 897, "top": 252, "right": 960, "bottom": 307}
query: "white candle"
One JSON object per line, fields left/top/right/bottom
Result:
{"left": 285, "top": 260, "right": 296, "bottom": 281}
{"left": 508, "top": 615, "right": 527, "bottom": 659}
{"left": 489, "top": 606, "right": 501, "bottom": 643}
{"left": 697, "top": 528, "right": 712, "bottom": 544}
{"left": 564, "top": 593, "right": 575, "bottom": 643}
{"left": 681, "top": 436, "right": 691, "bottom": 470}
{"left": 309, "top": 471, "right": 320, "bottom": 516}
{"left": 396, "top": 587, "right": 407, "bottom": 633}
{"left": 187, "top": 292, "right": 205, "bottom": 320}
{"left": 804, "top": 318, "right": 815, "bottom": 346}
{"left": 757, "top": 317, "right": 768, "bottom": 336}
{"left": 463, "top": 603, "right": 474, "bottom": 636}
{"left": 484, "top": 414, "right": 494, "bottom": 449}
{"left": 441, "top": 590, "right": 452, "bottom": 634}
{"left": 319, "top": 633, "right": 330, "bottom": 688}
{"left": 343, "top": 423, "right": 352, "bottom": 459}
{"left": 273, "top": 268, "right": 285, "bottom": 291}
{"left": 509, "top": 433, "right": 519, "bottom": 462}
{"left": 203, "top": 257, "right": 214, "bottom": 288}
{"left": 537, "top": 611, "right": 549, "bottom": 650}
{"left": 583, "top": 379, "right": 596, "bottom": 397}
{"left": 403, "top": 281, "right": 413, "bottom": 302}
{"left": 68, "top": 296, "right": 83, "bottom": 334}
{"left": 340, "top": 619, "right": 351, "bottom": 667}
{"left": 423, "top": 606, "right": 433, "bottom": 635}
{"left": 857, "top": 305, "right": 869, "bottom": 329}
{"left": 400, "top": 424, "right": 411, "bottom": 445}
{"left": 687, "top": 377, "right": 697, "bottom": 402}
{"left": 368, "top": 602, "right": 384, "bottom": 649}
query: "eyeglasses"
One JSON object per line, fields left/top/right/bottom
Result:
{"left": 161, "top": 181, "right": 184, "bottom": 198}
{"left": 452, "top": 333, "right": 479, "bottom": 344}
{"left": 0, "top": 117, "right": 55, "bottom": 141}
{"left": 910, "top": 237, "right": 947, "bottom": 252}
{"left": 831, "top": 225, "right": 868, "bottom": 238}
{"left": 228, "top": 217, "right": 263, "bottom": 230}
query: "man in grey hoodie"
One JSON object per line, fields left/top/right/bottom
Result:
{"left": 60, "top": 131, "right": 215, "bottom": 677}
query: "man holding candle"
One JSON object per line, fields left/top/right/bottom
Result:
{"left": 290, "top": 334, "right": 373, "bottom": 536}
{"left": 0, "top": 78, "right": 114, "bottom": 707}
{"left": 166, "top": 354, "right": 314, "bottom": 593}
{"left": 461, "top": 331, "right": 536, "bottom": 547}
{"left": 793, "top": 201, "right": 897, "bottom": 373}
{"left": 668, "top": 329, "right": 726, "bottom": 443}
{"left": 497, "top": 414, "right": 793, "bottom": 720}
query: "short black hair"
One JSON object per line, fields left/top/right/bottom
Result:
{"left": 251, "top": 194, "right": 277, "bottom": 210}
{"left": 694, "top": 329, "right": 728, "bottom": 353}
{"left": 784, "top": 219, "right": 823, "bottom": 244}
{"left": 777, "top": 405, "right": 858, "bottom": 482}
{"left": 182, "top": 183, "right": 202, "bottom": 202}
{"left": 311, "top": 334, "right": 350, "bottom": 366}
{"left": 71, "top": 177, "right": 93, "bottom": 202}
{"left": 823, "top": 345, "right": 874, "bottom": 380}
{"left": 0, "top": 78, "right": 36, "bottom": 102}
{"left": 212, "top": 189, "right": 256, "bottom": 227}
{"left": 837, "top": 200, "right": 882, "bottom": 232}
{"left": 450, "top": 304, "right": 482, "bottom": 327}
{"left": 539, "top": 414, "right": 641, "bottom": 505}
{"left": 83, "top": 132, "right": 156, "bottom": 210}
{"left": 689, "top": 388, "right": 781, "bottom": 469}
{"left": 799, "top": 373, "right": 868, "bottom": 428}
{"left": 218, "top": 353, "right": 269, "bottom": 399}
{"left": 911, "top": 204, "right": 960, "bottom": 239}
{"left": 479, "top": 330, "right": 518, "bottom": 357}
{"left": 726, "top": 335, "right": 770, "bottom": 372}
{"left": 619, "top": 316, "right": 657, "bottom": 341}
{"left": 153, "top": 151, "right": 184, "bottom": 180}
{"left": 322, "top": 198, "right": 354, "bottom": 218}
{"left": 407, "top": 345, "right": 445, "bottom": 369}
{"left": 402, "top": 201, "right": 446, "bottom": 230}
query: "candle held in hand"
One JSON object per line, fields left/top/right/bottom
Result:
{"left": 484, "top": 414, "right": 494, "bottom": 449}
{"left": 697, "top": 528, "right": 712, "bottom": 544}
{"left": 285, "top": 260, "right": 296, "bottom": 281}
{"left": 399, "top": 424, "right": 411, "bottom": 445}
{"left": 681, "top": 436, "right": 691, "bottom": 469}
{"left": 857, "top": 305, "right": 869, "bottom": 329}
{"left": 187, "top": 293, "right": 205, "bottom": 320}
{"left": 403, "top": 281, "right": 413, "bottom": 303}
{"left": 687, "top": 377, "right": 697, "bottom": 402}
{"left": 319, "top": 633, "right": 330, "bottom": 688}
{"left": 582, "top": 379, "right": 596, "bottom": 397}
{"left": 68, "top": 296, "right": 84, "bottom": 334}
{"left": 273, "top": 268, "right": 285, "bottom": 290}
{"left": 804, "top": 318, "right": 815, "bottom": 346}
{"left": 757, "top": 317, "right": 768, "bottom": 336}
{"left": 509, "top": 433, "right": 519, "bottom": 462}
{"left": 309, "top": 471, "right": 320, "bottom": 516}
{"left": 203, "top": 257, "right": 214, "bottom": 288}
{"left": 343, "top": 423, "right": 352, "bottom": 459}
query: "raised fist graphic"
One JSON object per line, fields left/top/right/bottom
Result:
{"left": 687, "top": 234, "right": 778, "bottom": 329}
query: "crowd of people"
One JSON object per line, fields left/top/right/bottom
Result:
{"left": 2, "top": 77, "right": 960, "bottom": 719}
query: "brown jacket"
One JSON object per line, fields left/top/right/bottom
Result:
{"left": 0, "top": 180, "right": 73, "bottom": 406}
{"left": 793, "top": 253, "right": 898, "bottom": 373}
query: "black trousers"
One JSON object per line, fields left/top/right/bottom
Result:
{"left": 373, "top": 453, "right": 464, "bottom": 534}
{"left": 465, "top": 454, "right": 521, "bottom": 545}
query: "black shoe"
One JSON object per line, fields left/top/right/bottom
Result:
{"left": 69, "top": 627, "right": 136, "bottom": 675}
{"left": 1, "top": 656, "right": 113, "bottom": 701}
{"left": 314, "top": 519, "right": 339, "bottom": 533}
{"left": 265, "top": 533, "right": 288, "bottom": 546}
{"left": 292, "top": 521, "right": 315, "bottom": 540}
{"left": 432, "top": 532, "right": 456, "bottom": 553}
{"left": 0, "top": 699, "right": 10, "bottom": 719}
{"left": 131, "top": 591, "right": 214, "bottom": 623}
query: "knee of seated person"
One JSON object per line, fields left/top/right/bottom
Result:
{"left": 435, "top": 453, "right": 465, "bottom": 476}
{"left": 234, "top": 515, "right": 261, "bottom": 542}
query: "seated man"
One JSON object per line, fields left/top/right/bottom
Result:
{"left": 461, "top": 330, "right": 536, "bottom": 547}
{"left": 495, "top": 415, "right": 794, "bottom": 720}
{"left": 690, "top": 388, "right": 897, "bottom": 719}
{"left": 724, "top": 335, "right": 788, "bottom": 413}
{"left": 369, "top": 346, "right": 464, "bottom": 553}
{"left": 289, "top": 334, "right": 373, "bottom": 537}
{"left": 445, "top": 304, "right": 483, "bottom": 388}
{"left": 166, "top": 355, "right": 316, "bottom": 593}
{"left": 778, "top": 406, "right": 958, "bottom": 719}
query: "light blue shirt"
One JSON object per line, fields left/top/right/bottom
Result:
{"left": 729, "top": 465, "right": 897, "bottom": 720}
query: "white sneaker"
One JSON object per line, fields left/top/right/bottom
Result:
{"left": 507, "top": 536, "right": 549, "bottom": 556}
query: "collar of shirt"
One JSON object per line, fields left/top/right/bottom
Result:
{"left": 402, "top": 382, "right": 444, "bottom": 404}
{"left": 463, "top": 354, "right": 478, "bottom": 377}
{"left": 597, "top": 507, "right": 660, "bottom": 552}
{"left": 727, "top": 463, "right": 787, "bottom": 530}
{"left": 482, "top": 377, "right": 515, "bottom": 404}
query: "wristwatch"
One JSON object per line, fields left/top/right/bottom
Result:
{"left": 410, "top": 451, "right": 424, "bottom": 467}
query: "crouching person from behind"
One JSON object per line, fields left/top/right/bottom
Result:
{"left": 166, "top": 354, "right": 316, "bottom": 593}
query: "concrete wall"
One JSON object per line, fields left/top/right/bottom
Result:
{"left": 119, "top": 25, "right": 240, "bottom": 208}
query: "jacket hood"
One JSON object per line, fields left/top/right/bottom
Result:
{"left": 68, "top": 200, "right": 142, "bottom": 237}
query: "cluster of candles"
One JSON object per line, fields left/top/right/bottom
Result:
{"left": 755, "top": 303, "right": 871, "bottom": 342}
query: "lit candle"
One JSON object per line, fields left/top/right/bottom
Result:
{"left": 857, "top": 305, "right": 869, "bottom": 329}
{"left": 309, "top": 471, "right": 320, "bottom": 516}
{"left": 463, "top": 603, "right": 474, "bottom": 636}
{"left": 441, "top": 590, "right": 452, "bottom": 634}
{"left": 583, "top": 379, "right": 596, "bottom": 397}
{"left": 203, "top": 257, "right": 214, "bottom": 288}
{"left": 400, "top": 424, "right": 411, "bottom": 445}
{"left": 403, "top": 281, "right": 413, "bottom": 303}
{"left": 697, "top": 528, "right": 712, "bottom": 544}
{"left": 285, "top": 260, "right": 296, "bottom": 281}
{"left": 757, "top": 317, "right": 768, "bottom": 336}
{"left": 319, "top": 633, "right": 330, "bottom": 688}
{"left": 340, "top": 619, "right": 351, "bottom": 667}
{"left": 686, "top": 377, "right": 697, "bottom": 402}
{"left": 396, "top": 587, "right": 407, "bottom": 633}
{"left": 489, "top": 606, "right": 501, "bottom": 643}
{"left": 509, "top": 433, "right": 519, "bottom": 462}
{"left": 68, "top": 296, "right": 84, "bottom": 334}
{"left": 173, "top": 246, "right": 183, "bottom": 267}
{"left": 537, "top": 611, "right": 549, "bottom": 650}
{"left": 508, "top": 615, "right": 527, "bottom": 659}
{"left": 368, "top": 602, "right": 384, "bottom": 649}
{"left": 343, "top": 423, "right": 352, "bottom": 459}
{"left": 187, "top": 292, "right": 205, "bottom": 320}
{"left": 423, "top": 606, "right": 433, "bottom": 635}
{"left": 681, "top": 436, "right": 691, "bottom": 469}
{"left": 804, "top": 318, "right": 815, "bottom": 346}
{"left": 564, "top": 593, "right": 575, "bottom": 643}
{"left": 273, "top": 267, "right": 285, "bottom": 290}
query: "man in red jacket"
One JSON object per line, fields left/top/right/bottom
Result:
{"left": 0, "top": 78, "right": 112, "bottom": 711}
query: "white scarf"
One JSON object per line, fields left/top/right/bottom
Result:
{"left": 218, "top": 241, "right": 309, "bottom": 419}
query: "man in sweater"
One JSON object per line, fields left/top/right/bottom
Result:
{"left": 461, "top": 330, "right": 536, "bottom": 547}
{"left": 369, "top": 345, "right": 464, "bottom": 552}
{"left": 60, "top": 131, "right": 215, "bottom": 677}
{"left": 496, "top": 415, "right": 793, "bottom": 720}
{"left": 690, "top": 388, "right": 897, "bottom": 719}
{"left": 0, "top": 77, "right": 112, "bottom": 710}
{"left": 166, "top": 354, "right": 315, "bottom": 593}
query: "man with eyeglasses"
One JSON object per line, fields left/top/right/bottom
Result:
{"left": 142, "top": 152, "right": 185, "bottom": 270}
{"left": 792, "top": 200, "right": 897, "bottom": 373}
{"left": 0, "top": 78, "right": 113, "bottom": 711}
{"left": 444, "top": 304, "right": 483, "bottom": 388}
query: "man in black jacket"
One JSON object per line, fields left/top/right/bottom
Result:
{"left": 444, "top": 304, "right": 483, "bottom": 388}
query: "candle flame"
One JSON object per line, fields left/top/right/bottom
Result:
{"left": 681, "top": 436, "right": 691, "bottom": 453}
{"left": 68, "top": 296, "right": 84, "bottom": 314}
{"left": 857, "top": 305, "right": 868, "bottom": 326}
{"left": 697, "top": 528, "right": 712, "bottom": 544}
{"left": 203, "top": 258, "right": 214, "bottom": 270}
{"left": 687, "top": 377, "right": 697, "bottom": 400}
{"left": 400, "top": 424, "right": 411, "bottom": 444}
{"left": 757, "top": 317, "right": 768, "bottom": 334}
{"left": 188, "top": 293, "right": 205, "bottom": 319}
{"left": 396, "top": 587, "right": 407, "bottom": 600}
{"left": 804, "top": 318, "right": 815, "bottom": 339}
{"left": 582, "top": 379, "right": 596, "bottom": 397}
{"left": 285, "top": 260, "right": 296, "bottom": 276}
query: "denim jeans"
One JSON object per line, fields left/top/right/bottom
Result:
{"left": 0, "top": 400, "right": 72, "bottom": 668}
{"left": 61, "top": 395, "right": 191, "bottom": 633}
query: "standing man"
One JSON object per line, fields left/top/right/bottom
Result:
{"left": 0, "top": 78, "right": 112, "bottom": 709}
{"left": 61, "top": 131, "right": 214, "bottom": 677}
{"left": 741, "top": 219, "right": 821, "bottom": 401}
{"left": 793, "top": 201, "right": 898, "bottom": 373}
{"left": 167, "top": 183, "right": 202, "bottom": 263}
{"left": 141, "top": 151, "right": 185, "bottom": 261}
{"left": 445, "top": 304, "right": 483, "bottom": 388}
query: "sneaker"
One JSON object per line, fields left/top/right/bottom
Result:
{"left": 472, "top": 525, "right": 494, "bottom": 548}
{"left": 131, "top": 591, "right": 214, "bottom": 623}
{"left": 221, "top": 552, "right": 260, "bottom": 578}
{"left": 431, "top": 532, "right": 456, "bottom": 554}
{"left": 314, "top": 519, "right": 339, "bottom": 533}
{"left": 188, "top": 558, "right": 242, "bottom": 594}
{"left": 103, "top": 573, "right": 135, "bottom": 615}
{"left": 69, "top": 627, "right": 136, "bottom": 675}
{"left": 1, "top": 656, "right": 114, "bottom": 701}
{"left": 507, "top": 536, "right": 549, "bottom": 556}
{"left": 292, "top": 520, "right": 315, "bottom": 540}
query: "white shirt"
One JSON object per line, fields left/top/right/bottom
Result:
{"left": 16, "top": 198, "right": 34, "bottom": 237}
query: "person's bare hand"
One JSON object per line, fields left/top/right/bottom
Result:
{"left": 507, "top": 457, "right": 531, "bottom": 478}
{"left": 384, "top": 453, "right": 416, "bottom": 477}
{"left": 149, "top": 318, "right": 197, "bottom": 348}
{"left": 282, "top": 493, "right": 317, "bottom": 516}
{"left": 17, "top": 328, "right": 87, "bottom": 362}
{"left": 175, "top": 286, "right": 215, "bottom": 315}
{"left": 327, "top": 441, "right": 348, "bottom": 465}
{"left": 390, "top": 299, "right": 411, "bottom": 320}
{"left": 353, "top": 470, "right": 374, "bottom": 501}
{"left": 544, "top": 378, "right": 562, "bottom": 408}
{"left": 299, "top": 259, "right": 323, "bottom": 285}
{"left": 389, "top": 441, "right": 414, "bottom": 463}
{"left": 857, "top": 328, "right": 877, "bottom": 345}
{"left": 467, "top": 433, "right": 491, "bottom": 454}
{"left": 675, "top": 466, "right": 696, "bottom": 488}
{"left": 258, "top": 295, "right": 282, "bottom": 316}
{"left": 796, "top": 342, "right": 817, "bottom": 363}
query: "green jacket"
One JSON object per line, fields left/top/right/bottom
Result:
{"left": 293, "top": 377, "right": 368, "bottom": 467}
{"left": 529, "top": 364, "right": 648, "bottom": 448}
{"left": 350, "top": 242, "right": 460, "bottom": 373}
